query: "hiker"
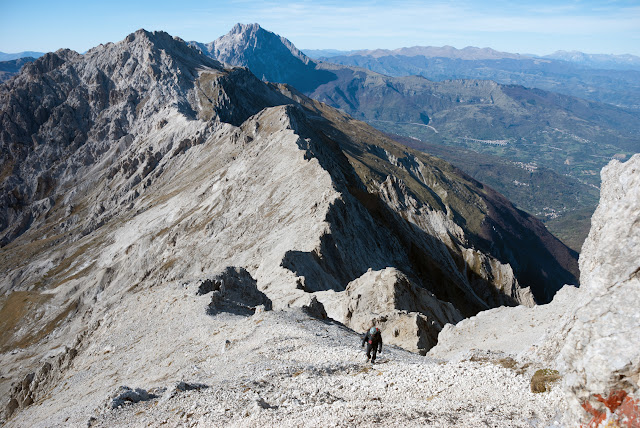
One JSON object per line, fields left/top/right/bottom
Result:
{"left": 361, "top": 326, "right": 383, "bottom": 363}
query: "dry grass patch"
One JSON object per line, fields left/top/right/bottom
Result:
{"left": 0, "top": 291, "right": 53, "bottom": 352}
{"left": 40, "top": 241, "right": 96, "bottom": 286}
{"left": 530, "top": 368, "right": 561, "bottom": 393}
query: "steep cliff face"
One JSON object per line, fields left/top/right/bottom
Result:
{"left": 1, "top": 29, "right": 579, "bottom": 423}
{"left": 554, "top": 154, "right": 640, "bottom": 425}
{"left": 429, "top": 154, "right": 640, "bottom": 426}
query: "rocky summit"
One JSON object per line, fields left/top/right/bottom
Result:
{"left": 190, "top": 23, "right": 335, "bottom": 93}
{"left": 0, "top": 26, "right": 601, "bottom": 427}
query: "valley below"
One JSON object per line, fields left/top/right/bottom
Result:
{"left": 197, "top": 24, "right": 640, "bottom": 252}
{"left": 0, "top": 24, "right": 639, "bottom": 428}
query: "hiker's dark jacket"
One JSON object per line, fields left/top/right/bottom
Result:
{"left": 362, "top": 330, "right": 383, "bottom": 352}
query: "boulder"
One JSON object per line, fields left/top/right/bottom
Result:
{"left": 197, "top": 267, "right": 272, "bottom": 315}
{"left": 326, "top": 267, "right": 463, "bottom": 354}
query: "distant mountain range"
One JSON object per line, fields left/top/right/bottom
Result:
{"left": 0, "top": 57, "right": 37, "bottom": 83}
{"left": 306, "top": 47, "right": 640, "bottom": 110}
{"left": 195, "top": 24, "right": 640, "bottom": 251}
{"left": 0, "top": 51, "right": 44, "bottom": 61}
{"left": 304, "top": 46, "right": 640, "bottom": 71}
{"left": 545, "top": 50, "right": 640, "bottom": 71}
{"left": 319, "top": 45, "right": 524, "bottom": 61}
{"left": 302, "top": 48, "right": 358, "bottom": 58}
{"left": 0, "top": 52, "right": 44, "bottom": 82}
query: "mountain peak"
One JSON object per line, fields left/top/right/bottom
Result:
{"left": 99, "top": 28, "right": 224, "bottom": 77}
{"left": 193, "top": 23, "right": 336, "bottom": 93}
{"left": 230, "top": 22, "right": 262, "bottom": 34}
{"left": 215, "top": 22, "right": 309, "bottom": 65}
{"left": 123, "top": 28, "right": 174, "bottom": 46}
{"left": 120, "top": 28, "right": 202, "bottom": 57}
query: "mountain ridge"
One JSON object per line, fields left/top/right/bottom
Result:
{"left": 0, "top": 51, "right": 45, "bottom": 61}
{"left": 346, "top": 45, "right": 523, "bottom": 60}
{"left": 15, "top": 25, "right": 640, "bottom": 428}
{"left": 201, "top": 23, "right": 640, "bottom": 251}
{"left": 0, "top": 25, "right": 637, "bottom": 427}
{"left": 304, "top": 45, "right": 640, "bottom": 72}
{"left": 1, "top": 30, "right": 577, "bottom": 417}
{"left": 0, "top": 57, "right": 37, "bottom": 83}
{"left": 545, "top": 50, "right": 640, "bottom": 71}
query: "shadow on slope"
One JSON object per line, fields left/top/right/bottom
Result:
{"left": 277, "top": 100, "right": 577, "bottom": 307}
{"left": 276, "top": 105, "right": 531, "bottom": 317}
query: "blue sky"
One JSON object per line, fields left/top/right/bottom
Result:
{"left": 1, "top": 0, "right": 639, "bottom": 55}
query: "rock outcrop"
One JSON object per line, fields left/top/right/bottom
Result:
{"left": 553, "top": 154, "right": 640, "bottom": 425}
{"left": 317, "top": 267, "right": 463, "bottom": 354}
{"left": 428, "top": 283, "right": 579, "bottom": 361}
{"left": 430, "top": 154, "right": 640, "bottom": 426}
{"left": 196, "top": 267, "right": 272, "bottom": 314}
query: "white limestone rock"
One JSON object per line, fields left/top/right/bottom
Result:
{"left": 318, "top": 267, "right": 463, "bottom": 354}
{"left": 555, "top": 154, "right": 640, "bottom": 424}
{"left": 430, "top": 154, "right": 640, "bottom": 425}
{"left": 428, "top": 284, "right": 579, "bottom": 361}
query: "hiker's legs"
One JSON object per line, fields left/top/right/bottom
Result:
{"left": 370, "top": 346, "right": 378, "bottom": 363}
{"left": 365, "top": 343, "right": 372, "bottom": 360}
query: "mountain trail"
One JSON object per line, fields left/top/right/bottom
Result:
{"left": 5, "top": 280, "right": 566, "bottom": 427}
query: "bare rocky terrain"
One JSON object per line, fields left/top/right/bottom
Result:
{"left": 0, "top": 26, "right": 636, "bottom": 427}
{"left": 431, "top": 154, "right": 640, "bottom": 426}
{"left": 202, "top": 23, "right": 640, "bottom": 252}
{"left": 2, "top": 155, "right": 637, "bottom": 427}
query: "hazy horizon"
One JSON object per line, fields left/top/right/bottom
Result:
{"left": 1, "top": 0, "right": 639, "bottom": 56}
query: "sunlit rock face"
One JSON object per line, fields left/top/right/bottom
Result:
{"left": 556, "top": 154, "right": 640, "bottom": 425}
{"left": 1, "top": 27, "right": 580, "bottom": 425}
{"left": 429, "top": 154, "right": 640, "bottom": 426}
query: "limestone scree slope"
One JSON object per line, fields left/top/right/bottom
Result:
{"left": 0, "top": 29, "right": 581, "bottom": 425}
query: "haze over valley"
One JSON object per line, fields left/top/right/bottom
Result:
{"left": 190, "top": 23, "right": 640, "bottom": 251}
{"left": 1, "top": 4, "right": 639, "bottom": 426}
